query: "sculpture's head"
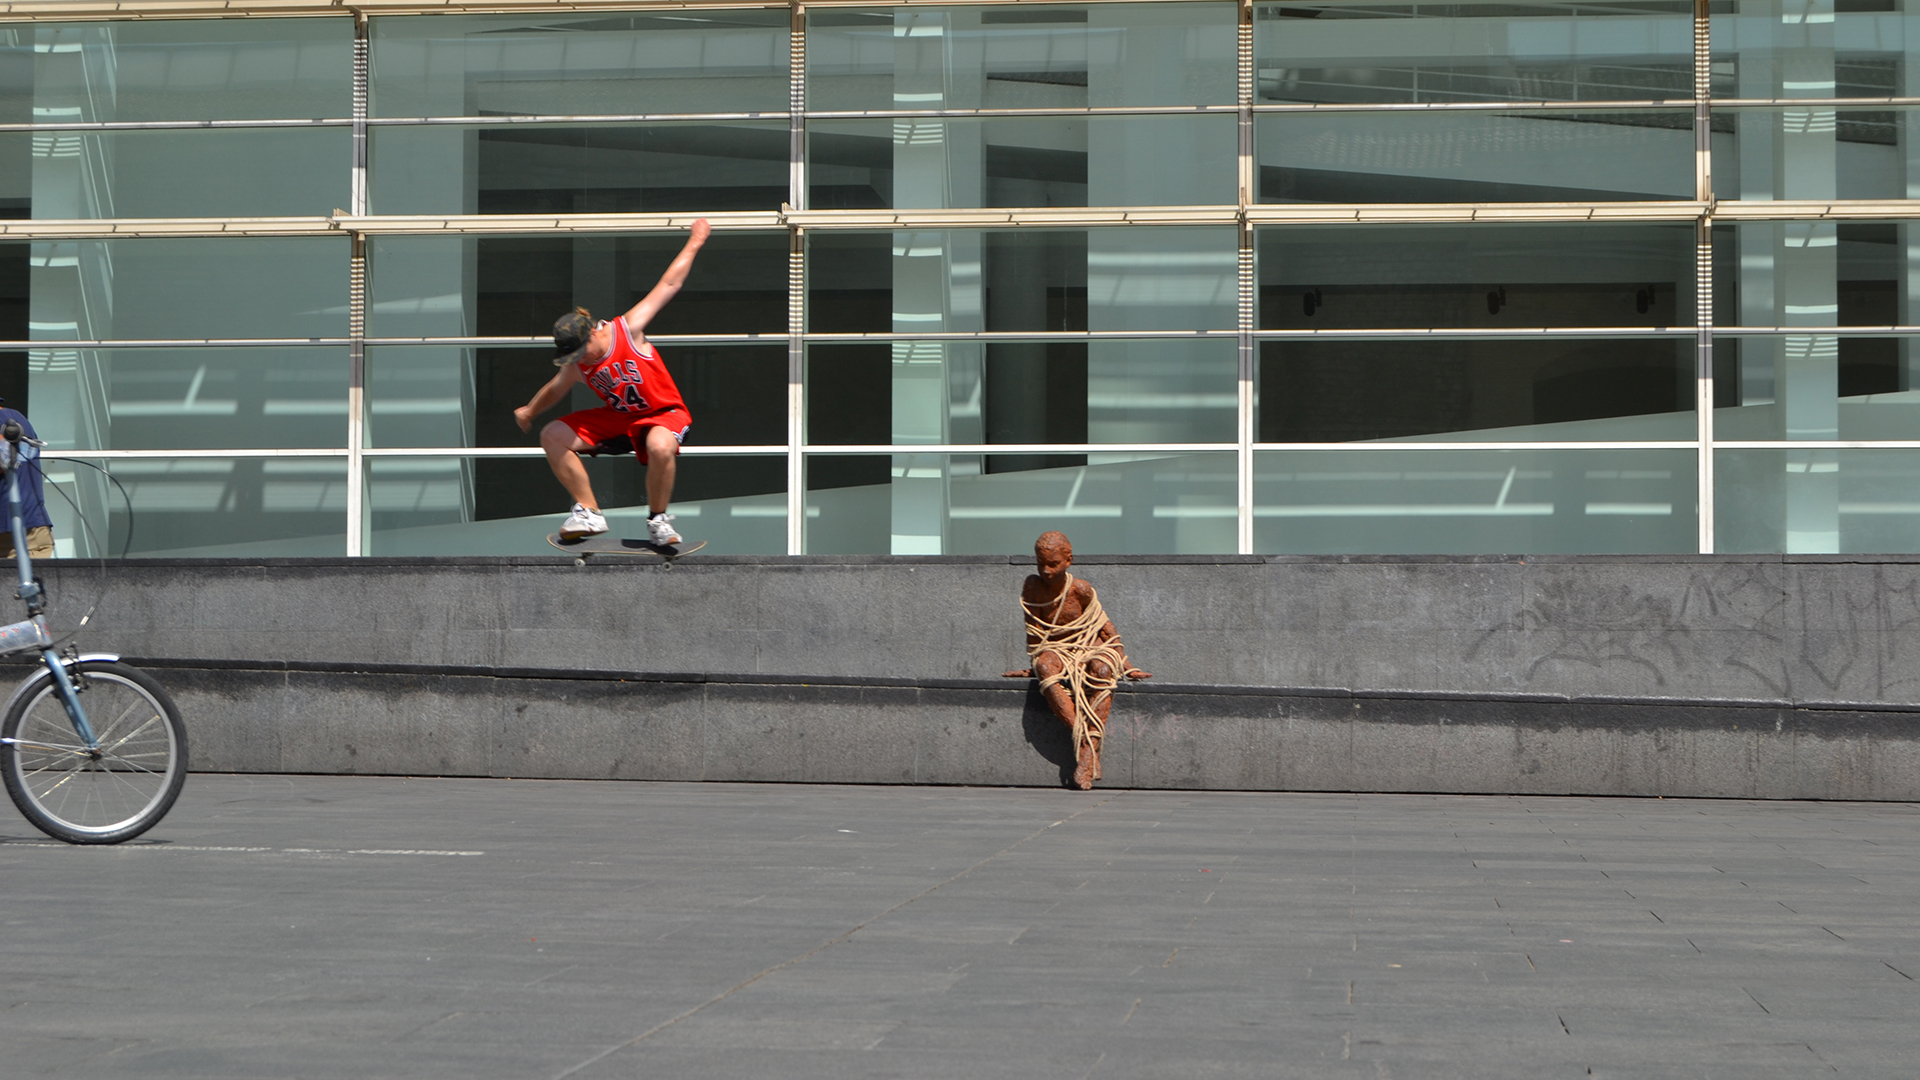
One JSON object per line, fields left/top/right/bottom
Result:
{"left": 1034, "top": 531, "right": 1073, "bottom": 582}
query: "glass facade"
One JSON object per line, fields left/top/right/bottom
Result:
{"left": 1, "top": 2, "right": 1916, "bottom": 556}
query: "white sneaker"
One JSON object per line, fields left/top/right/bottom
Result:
{"left": 647, "top": 513, "right": 682, "bottom": 546}
{"left": 559, "top": 503, "right": 607, "bottom": 540}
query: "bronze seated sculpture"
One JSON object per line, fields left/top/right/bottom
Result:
{"left": 1004, "top": 531, "right": 1151, "bottom": 790}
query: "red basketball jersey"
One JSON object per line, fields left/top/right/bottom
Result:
{"left": 576, "top": 318, "right": 687, "bottom": 417}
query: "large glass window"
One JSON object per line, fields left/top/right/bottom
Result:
{"left": 807, "top": 450, "right": 1237, "bottom": 555}
{"left": 1258, "top": 224, "right": 1696, "bottom": 445}
{"left": 1715, "top": 448, "right": 1920, "bottom": 555}
{"left": 1256, "top": 2, "right": 1692, "bottom": 106}
{"left": 807, "top": 5, "right": 1236, "bottom": 112}
{"left": 1255, "top": 448, "right": 1698, "bottom": 554}
{"left": 369, "top": 11, "right": 789, "bottom": 117}
{"left": 11, "top": 1, "right": 1920, "bottom": 558}
{"left": 367, "top": 453, "right": 786, "bottom": 556}
{"left": 0, "top": 20, "right": 351, "bottom": 122}
{"left": 372, "top": 121, "right": 790, "bottom": 216}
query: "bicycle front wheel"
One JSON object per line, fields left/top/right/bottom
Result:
{"left": 1, "top": 660, "right": 186, "bottom": 844}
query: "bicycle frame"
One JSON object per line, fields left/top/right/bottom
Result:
{"left": 0, "top": 434, "right": 95, "bottom": 750}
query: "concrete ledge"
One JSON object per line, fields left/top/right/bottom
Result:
{"left": 144, "top": 659, "right": 1920, "bottom": 800}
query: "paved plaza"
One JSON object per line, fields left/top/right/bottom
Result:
{"left": 0, "top": 776, "right": 1915, "bottom": 1078}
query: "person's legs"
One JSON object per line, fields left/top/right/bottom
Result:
{"left": 539, "top": 421, "right": 600, "bottom": 509}
{"left": 640, "top": 424, "right": 679, "bottom": 516}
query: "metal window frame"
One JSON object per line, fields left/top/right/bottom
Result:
{"left": 2, "top": 0, "right": 1910, "bottom": 557}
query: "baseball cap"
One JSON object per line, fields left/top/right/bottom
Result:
{"left": 553, "top": 310, "right": 594, "bottom": 367}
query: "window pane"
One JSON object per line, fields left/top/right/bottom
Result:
{"left": 808, "top": 5, "right": 1236, "bottom": 112}
{"left": 371, "top": 121, "right": 789, "bottom": 216}
{"left": 368, "top": 343, "right": 786, "bottom": 450}
{"left": 1716, "top": 221, "right": 1913, "bottom": 328}
{"left": 368, "top": 232, "right": 787, "bottom": 338}
{"left": 1260, "top": 339, "right": 1694, "bottom": 444}
{"left": 1256, "top": 1, "right": 1691, "bottom": 106}
{"left": 1259, "top": 224, "right": 1696, "bottom": 328}
{"left": 1715, "top": 448, "right": 1920, "bottom": 554}
{"left": 806, "top": 450, "right": 1236, "bottom": 554}
{"left": 1711, "top": 3, "right": 1914, "bottom": 100}
{"left": 16, "top": 238, "right": 348, "bottom": 341}
{"left": 1712, "top": 107, "right": 1920, "bottom": 202}
{"left": 1255, "top": 448, "right": 1697, "bottom": 553}
{"left": 1713, "top": 221, "right": 1920, "bottom": 440}
{"left": 807, "top": 228, "right": 1234, "bottom": 334}
{"left": 367, "top": 454, "right": 786, "bottom": 556}
{"left": 19, "top": 129, "right": 346, "bottom": 219}
{"left": 1257, "top": 110, "right": 1694, "bottom": 203}
{"left": 59, "top": 456, "right": 347, "bottom": 558}
{"left": 808, "top": 115, "right": 1235, "bottom": 209}
{"left": 0, "top": 20, "right": 351, "bottom": 122}
{"left": 1714, "top": 334, "right": 1920, "bottom": 443}
{"left": 26, "top": 346, "right": 345, "bottom": 452}
{"left": 369, "top": 11, "right": 789, "bottom": 117}
{"left": 807, "top": 338, "right": 1234, "bottom": 448}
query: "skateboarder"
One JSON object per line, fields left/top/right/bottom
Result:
{"left": 513, "top": 218, "right": 709, "bottom": 545}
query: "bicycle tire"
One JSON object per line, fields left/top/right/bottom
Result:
{"left": 0, "top": 660, "right": 186, "bottom": 844}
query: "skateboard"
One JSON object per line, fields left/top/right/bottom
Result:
{"left": 547, "top": 533, "right": 707, "bottom": 564}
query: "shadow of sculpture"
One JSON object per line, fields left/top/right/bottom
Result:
{"left": 1019, "top": 683, "right": 1080, "bottom": 788}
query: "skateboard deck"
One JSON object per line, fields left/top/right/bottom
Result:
{"left": 547, "top": 533, "right": 707, "bottom": 560}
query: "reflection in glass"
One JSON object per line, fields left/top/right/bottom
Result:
{"left": 26, "top": 347, "right": 347, "bottom": 451}
{"left": 21, "top": 129, "right": 347, "bottom": 220}
{"left": 807, "top": 5, "right": 1235, "bottom": 112}
{"left": 1715, "top": 449, "right": 1920, "bottom": 555}
{"left": 25, "top": 238, "right": 348, "bottom": 341}
{"left": 1712, "top": 108, "right": 1920, "bottom": 202}
{"left": 1259, "top": 340, "right": 1694, "bottom": 443}
{"left": 1257, "top": 110, "right": 1693, "bottom": 203}
{"left": 372, "top": 122, "right": 790, "bottom": 216}
{"left": 1715, "top": 335, "right": 1920, "bottom": 444}
{"left": 1715, "top": 222, "right": 1920, "bottom": 442}
{"left": 1710, "top": 2, "right": 1915, "bottom": 100}
{"left": 808, "top": 229, "right": 1232, "bottom": 334}
{"left": 1256, "top": 1, "right": 1691, "bottom": 106}
{"left": 805, "top": 451, "right": 1236, "bottom": 554}
{"left": 1255, "top": 448, "right": 1696, "bottom": 554}
{"left": 370, "top": 232, "right": 787, "bottom": 338}
{"left": 367, "top": 455, "right": 786, "bottom": 556}
{"left": 1259, "top": 225, "right": 1694, "bottom": 329}
{"left": 369, "top": 11, "right": 788, "bottom": 117}
{"left": 67, "top": 456, "right": 348, "bottom": 558}
{"left": 0, "top": 20, "right": 351, "bottom": 122}
{"left": 808, "top": 115, "right": 1233, "bottom": 209}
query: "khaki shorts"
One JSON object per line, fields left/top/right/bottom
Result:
{"left": 0, "top": 526, "right": 54, "bottom": 560}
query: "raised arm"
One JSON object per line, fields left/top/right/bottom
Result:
{"left": 620, "top": 218, "right": 711, "bottom": 337}
{"left": 513, "top": 362, "right": 583, "bottom": 433}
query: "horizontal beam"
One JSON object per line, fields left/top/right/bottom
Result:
{"left": 0, "top": 0, "right": 787, "bottom": 18}
{"left": 44, "top": 441, "right": 1920, "bottom": 460}
{"left": 1251, "top": 327, "right": 1693, "bottom": 340}
{"left": 1252, "top": 99, "right": 1686, "bottom": 115}
{"left": 1711, "top": 200, "right": 1920, "bottom": 220}
{"left": 12, "top": 201, "right": 1918, "bottom": 242}
{"left": 782, "top": 206, "right": 1238, "bottom": 229}
{"left": 1245, "top": 202, "right": 1709, "bottom": 225}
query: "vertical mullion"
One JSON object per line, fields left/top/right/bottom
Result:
{"left": 346, "top": 13, "right": 370, "bottom": 557}
{"left": 787, "top": 4, "right": 807, "bottom": 556}
{"left": 1694, "top": 0, "right": 1714, "bottom": 554}
{"left": 347, "top": 234, "right": 367, "bottom": 558}
{"left": 1236, "top": 0, "right": 1255, "bottom": 555}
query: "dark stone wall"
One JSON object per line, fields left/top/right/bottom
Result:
{"left": 26, "top": 553, "right": 1920, "bottom": 797}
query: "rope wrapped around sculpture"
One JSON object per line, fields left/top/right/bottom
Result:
{"left": 1022, "top": 573, "right": 1128, "bottom": 761}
